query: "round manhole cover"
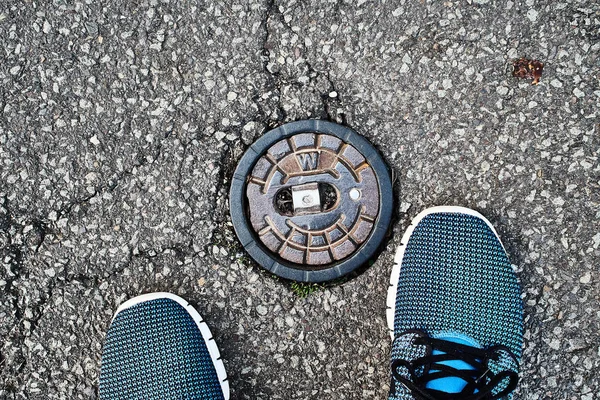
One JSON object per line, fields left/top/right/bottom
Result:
{"left": 230, "top": 120, "right": 392, "bottom": 282}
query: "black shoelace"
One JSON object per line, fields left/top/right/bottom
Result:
{"left": 390, "top": 336, "right": 519, "bottom": 400}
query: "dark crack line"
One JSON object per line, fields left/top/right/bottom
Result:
{"left": 258, "top": 0, "right": 287, "bottom": 125}
{"left": 53, "top": 132, "right": 167, "bottom": 223}
{"left": 205, "top": 145, "right": 237, "bottom": 253}
{"left": 1, "top": 195, "right": 27, "bottom": 391}
{"left": 0, "top": 120, "right": 174, "bottom": 394}
{"left": 305, "top": 59, "right": 345, "bottom": 122}
{"left": 257, "top": 0, "right": 346, "bottom": 124}
{"left": 4, "top": 241, "right": 200, "bottom": 349}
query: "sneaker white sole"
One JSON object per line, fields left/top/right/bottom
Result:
{"left": 114, "top": 292, "right": 230, "bottom": 400}
{"left": 386, "top": 206, "right": 506, "bottom": 341}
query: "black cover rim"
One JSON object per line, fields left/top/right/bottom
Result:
{"left": 229, "top": 120, "right": 393, "bottom": 282}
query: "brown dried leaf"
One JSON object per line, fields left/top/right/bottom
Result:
{"left": 512, "top": 57, "right": 544, "bottom": 85}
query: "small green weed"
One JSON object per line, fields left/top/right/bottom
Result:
{"left": 290, "top": 282, "right": 322, "bottom": 298}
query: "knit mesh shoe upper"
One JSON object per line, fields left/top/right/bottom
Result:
{"left": 100, "top": 295, "right": 226, "bottom": 400}
{"left": 388, "top": 208, "right": 523, "bottom": 399}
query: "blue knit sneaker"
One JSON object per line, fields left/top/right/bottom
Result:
{"left": 100, "top": 293, "right": 229, "bottom": 400}
{"left": 386, "top": 207, "right": 523, "bottom": 399}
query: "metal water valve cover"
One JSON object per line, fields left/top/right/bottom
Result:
{"left": 230, "top": 120, "right": 392, "bottom": 282}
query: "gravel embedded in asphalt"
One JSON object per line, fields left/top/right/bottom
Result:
{"left": 1, "top": 0, "right": 599, "bottom": 398}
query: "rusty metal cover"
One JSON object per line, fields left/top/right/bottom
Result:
{"left": 230, "top": 120, "right": 393, "bottom": 282}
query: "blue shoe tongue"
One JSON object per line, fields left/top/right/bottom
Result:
{"left": 425, "top": 333, "right": 482, "bottom": 393}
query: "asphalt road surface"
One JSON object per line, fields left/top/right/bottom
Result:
{"left": 1, "top": 0, "right": 599, "bottom": 398}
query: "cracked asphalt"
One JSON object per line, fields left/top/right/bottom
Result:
{"left": 1, "top": 0, "right": 599, "bottom": 399}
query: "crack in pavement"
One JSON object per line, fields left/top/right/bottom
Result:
{"left": 258, "top": 0, "right": 346, "bottom": 124}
